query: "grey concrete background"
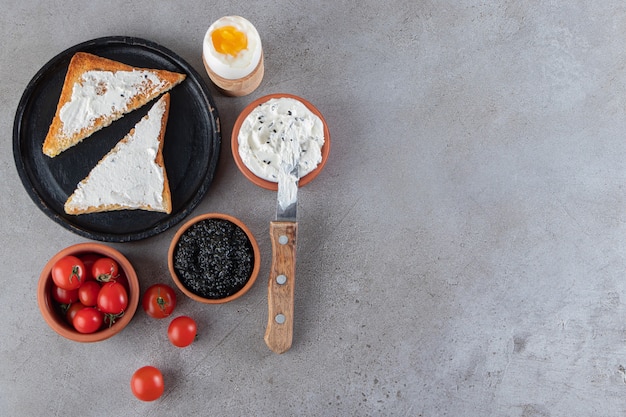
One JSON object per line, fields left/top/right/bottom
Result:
{"left": 2, "top": 1, "right": 626, "bottom": 416}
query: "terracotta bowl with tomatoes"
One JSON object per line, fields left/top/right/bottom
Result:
{"left": 37, "top": 243, "right": 140, "bottom": 343}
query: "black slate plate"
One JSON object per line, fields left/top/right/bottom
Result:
{"left": 13, "top": 37, "right": 221, "bottom": 242}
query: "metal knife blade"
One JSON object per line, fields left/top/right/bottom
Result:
{"left": 276, "top": 163, "right": 298, "bottom": 221}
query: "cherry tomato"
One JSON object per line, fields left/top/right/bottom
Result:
{"left": 142, "top": 284, "right": 177, "bottom": 319}
{"left": 73, "top": 307, "right": 103, "bottom": 333}
{"left": 93, "top": 257, "right": 120, "bottom": 282}
{"left": 130, "top": 366, "right": 164, "bottom": 402}
{"left": 79, "top": 253, "right": 100, "bottom": 281}
{"left": 51, "top": 255, "right": 85, "bottom": 290}
{"left": 97, "top": 282, "right": 128, "bottom": 315}
{"left": 167, "top": 316, "right": 197, "bottom": 348}
{"left": 65, "top": 302, "right": 85, "bottom": 324}
{"left": 78, "top": 281, "right": 101, "bottom": 307}
{"left": 115, "top": 271, "right": 130, "bottom": 293}
{"left": 51, "top": 284, "right": 79, "bottom": 304}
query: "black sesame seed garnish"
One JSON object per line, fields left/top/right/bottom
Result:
{"left": 173, "top": 219, "right": 254, "bottom": 299}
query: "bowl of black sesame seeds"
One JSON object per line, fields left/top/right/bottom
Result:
{"left": 168, "top": 213, "right": 260, "bottom": 304}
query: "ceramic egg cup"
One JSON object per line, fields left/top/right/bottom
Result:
{"left": 203, "top": 53, "right": 265, "bottom": 97}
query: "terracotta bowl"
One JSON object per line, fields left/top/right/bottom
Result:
{"left": 37, "top": 243, "right": 140, "bottom": 343}
{"left": 231, "top": 93, "right": 331, "bottom": 190}
{"left": 168, "top": 213, "right": 260, "bottom": 304}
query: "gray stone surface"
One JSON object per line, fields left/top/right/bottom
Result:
{"left": 2, "top": 1, "right": 626, "bottom": 416}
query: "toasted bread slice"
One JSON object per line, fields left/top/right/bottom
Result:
{"left": 43, "top": 52, "right": 185, "bottom": 157}
{"left": 64, "top": 94, "right": 172, "bottom": 215}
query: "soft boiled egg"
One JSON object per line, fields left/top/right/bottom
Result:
{"left": 203, "top": 16, "right": 262, "bottom": 80}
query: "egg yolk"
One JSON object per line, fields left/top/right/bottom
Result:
{"left": 212, "top": 26, "right": 248, "bottom": 56}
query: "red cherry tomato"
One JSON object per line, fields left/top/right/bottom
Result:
{"left": 130, "top": 366, "right": 164, "bottom": 402}
{"left": 78, "top": 281, "right": 101, "bottom": 307}
{"left": 114, "top": 271, "right": 130, "bottom": 293}
{"left": 79, "top": 253, "right": 100, "bottom": 281}
{"left": 142, "top": 284, "right": 177, "bottom": 319}
{"left": 167, "top": 316, "right": 197, "bottom": 348}
{"left": 51, "top": 284, "right": 79, "bottom": 304}
{"left": 65, "top": 302, "right": 85, "bottom": 324}
{"left": 73, "top": 307, "right": 103, "bottom": 333}
{"left": 97, "top": 282, "right": 128, "bottom": 315}
{"left": 92, "top": 257, "right": 120, "bottom": 282}
{"left": 51, "top": 255, "right": 85, "bottom": 290}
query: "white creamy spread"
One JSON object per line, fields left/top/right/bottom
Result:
{"left": 59, "top": 69, "right": 166, "bottom": 137}
{"left": 203, "top": 16, "right": 262, "bottom": 80}
{"left": 275, "top": 136, "right": 300, "bottom": 211}
{"left": 237, "top": 97, "right": 325, "bottom": 209}
{"left": 66, "top": 97, "right": 168, "bottom": 212}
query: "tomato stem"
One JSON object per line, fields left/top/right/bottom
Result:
{"left": 70, "top": 266, "right": 81, "bottom": 284}
{"left": 104, "top": 311, "right": 125, "bottom": 327}
{"left": 96, "top": 272, "right": 119, "bottom": 283}
{"left": 156, "top": 296, "right": 168, "bottom": 312}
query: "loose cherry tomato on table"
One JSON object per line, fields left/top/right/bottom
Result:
{"left": 142, "top": 284, "right": 177, "bottom": 319}
{"left": 167, "top": 316, "right": 197, "bottom": 348}
{"left": 97, "top": 281, "right": 128, "bottom": 315}
{"left": 78, "top": 280, "right": 101, "bottom": 307}
{"left": 92, "top": 257, "right": 120, "bottom": 282}
{"left": 130, "top": 366, "right": 164, "bottom": 401}
{"left": 51, "top": 256, "right": 85, "bottom": 290}
{"left": 73, "top": 307, "right": 103, "bottom": 334}
{"left": 51, "top": 284, "right": 79, "bottom": 304}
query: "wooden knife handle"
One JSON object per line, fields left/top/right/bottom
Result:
{"left": 264, "top": 221, "right": 297, "bottom": 354}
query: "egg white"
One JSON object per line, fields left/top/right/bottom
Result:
{"left": 203, "top": 16, "right": 262, "bottom": 80}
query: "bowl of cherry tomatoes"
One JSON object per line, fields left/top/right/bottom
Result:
{"left": 37, "top": 242, "right": 140, "bottom": 343}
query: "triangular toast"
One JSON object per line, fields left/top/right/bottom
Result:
{"left": 43, "top": 52, "right": 185, "bottom": 157}
{"left": 64, "top": 93, "right": 172, "bottom": 215}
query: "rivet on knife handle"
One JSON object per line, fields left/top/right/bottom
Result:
{"left": 265, "top": 221, "right": 297, "bottom": 354}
